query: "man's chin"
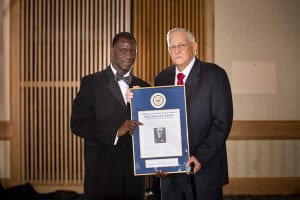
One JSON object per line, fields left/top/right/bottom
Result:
{"left": 120, "top": 66, "right": 133, "bottom": 72}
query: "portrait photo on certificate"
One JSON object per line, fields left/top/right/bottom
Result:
{"left": 130, "top": 86, "right": 190, "bottom": 175}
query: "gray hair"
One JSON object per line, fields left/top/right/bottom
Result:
{"left": 166, "top": 28, "right": 195, "bottom": 47}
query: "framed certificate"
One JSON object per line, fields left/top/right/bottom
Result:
{"left": 131, "top": 85, "right": 190, "bottom": 175}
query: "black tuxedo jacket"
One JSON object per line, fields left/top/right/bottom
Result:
{"left": 71, "top": 66, "right": 150, "bottom": 199}
{"left": 155, "top": 59, "right": 233, "bottom": 191}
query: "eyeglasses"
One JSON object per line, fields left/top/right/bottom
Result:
{"left": 168, "top": 42, "right": 193, "bottom": 51}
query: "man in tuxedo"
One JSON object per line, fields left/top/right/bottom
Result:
{"left": 154, "top": 28, "right": 233, "bottom": 200}
{"left": 70, "top": 32, "right": 150, "bottom": 200}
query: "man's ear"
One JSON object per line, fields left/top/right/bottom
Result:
{"left": 193, "top": 42, "right": 197, "bottom": 55}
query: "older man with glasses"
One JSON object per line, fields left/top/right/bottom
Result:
{"left": 154, "top": 28, "right": 233, "bottom": 200}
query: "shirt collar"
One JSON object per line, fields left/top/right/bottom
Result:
{"left": 110, "top": 64, "right": 131, "bottom": 77}
{"left": 175, "top": 57, "right": 195, "bottom": 78}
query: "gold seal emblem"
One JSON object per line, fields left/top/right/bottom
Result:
{"left": 150, "top": 93, "right": 166, "bottom": 108}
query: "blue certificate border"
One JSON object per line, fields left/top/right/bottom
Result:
{"left": 131, "top": 85, "right": 190, "bottom": 175}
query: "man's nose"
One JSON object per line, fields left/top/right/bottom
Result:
{"left": 124, "top": 52, "right": 135, "bottom": 59}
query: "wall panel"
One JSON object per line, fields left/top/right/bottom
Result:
{"left": 0, "top": 140, "right": 10, "bottom": 179}
{"left": 19, "top": 0, "right": 131, "bottom": 186}
{"left": 227, "top": 140, "right": 300, "bottom": 177}
{"left": 133, "top": 0, "right": 214, "bottom": 84}
{"left": 0, "top": 0, "right": 10, "bottom": 121}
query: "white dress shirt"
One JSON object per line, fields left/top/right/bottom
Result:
{"left": 175, "top": 57, "right": 195, "bottom": 85}
{"left": 110, "top": 65, "right": 132, "bottom": 145}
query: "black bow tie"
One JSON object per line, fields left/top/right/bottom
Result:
{"left": 115, "top": 73, "right": 132, "bottom": 85}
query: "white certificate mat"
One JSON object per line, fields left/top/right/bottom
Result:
{"left": 138, "top": 109, "right": 182, "bottom": 158}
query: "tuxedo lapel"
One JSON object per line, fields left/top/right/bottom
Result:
{"left": 105, "top": 67, "right": 127, "bottom": 109}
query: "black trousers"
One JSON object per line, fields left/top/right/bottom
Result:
{"left": 161, "top": 187, "right": 223, "bottom": 200}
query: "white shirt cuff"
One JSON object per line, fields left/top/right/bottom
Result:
{"left": 114, "top": 131, "right": 119, "bottom": 145}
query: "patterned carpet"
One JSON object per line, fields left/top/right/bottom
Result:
{"left": 146, "top": 193, "right": 300, "bottom": 200}
{"left": 1, "top": 183, "right": 299, "bottom": 200}
{"left": 224, "top": 195, "right": 300, "bottom": 200}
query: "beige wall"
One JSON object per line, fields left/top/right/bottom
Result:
{"left": 215, "top": 0, "right": 300, "bottom": 177}
{"left": 215, "top": 0, "right": 300, "bottom": 120}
